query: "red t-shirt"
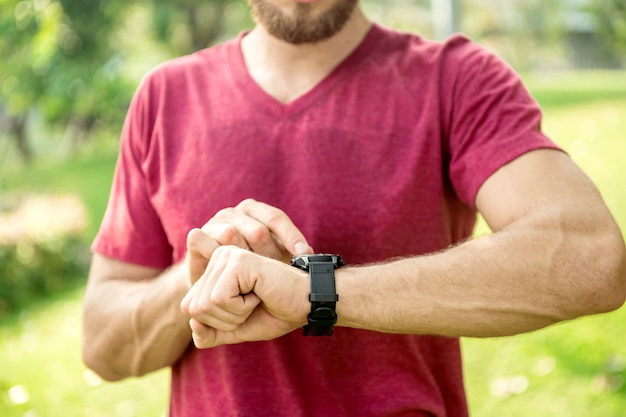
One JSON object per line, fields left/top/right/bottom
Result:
{"left": 93, "top": 24, "right": 558, "bottom": 416}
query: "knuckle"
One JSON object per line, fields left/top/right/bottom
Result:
{"left": 192, "top": 302, "right": 218, "bottom": 321}
{"left": 191, "top": 299, "right": 213, "bottom": 316}
{"left": 207, "top": 296, "right": 221, "bottom": 309}
{"left": 264, "top": 209, "right": 286, "bottom": 228}
{"left": 208, "top": 292, "right": 230, "bottom": 309}
{"left": 216, "top": 245, "right": 240, "bottom": 259}
{"left": 237, "top": 198, "right": 258, "bottom": 211}
{"left": 212, "top": 245, "right": 228, "bottom": 257}
{"left": 186, "top": 228, "right": 204, "bottom": 247}
{"left": 213, "top": 224, "right": 238, "bottom": 245}
{"left": 248, "top": 225, "right": 272, "bottom": 245}
{"left": 211, "top": 207, "right": 236, "bottom": 223}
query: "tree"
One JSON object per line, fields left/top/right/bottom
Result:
{"left": 0, "top": 0, "right": 134, "bottom": 160}
{"left": 0, "top": 0, "right": 255, "bottom": 163}
{"left": 149, "top": 0, "right": 243, "bottom": 55}
{"left": 457, "top": 0, "right": 565, "bottom": 70}
{"left": 587, "top": 0, "right": 626, "bottom": 57}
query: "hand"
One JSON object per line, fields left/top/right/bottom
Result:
{"left": 180, "top": 246, "right": 310, "bottom": 348}
{"left": 204, "top": 198, "right": 313, "bottom": 261}
{"left": 186, "top": 199, "right": 314, "bottom": 283}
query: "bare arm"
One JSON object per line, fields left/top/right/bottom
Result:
{"left": 82, "top": 224, "right": 225, "bottom": 380}
{"left": 183, "top": 150, "right": 626, "bottom": 347}
{"left": 82, "top": 255, "right": 192, "bottom": 381}
{"left": 336, "top": 149, "right": 626, "bottom": 336}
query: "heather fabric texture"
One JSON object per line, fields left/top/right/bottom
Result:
{"left": 92, "top": 23, "right": 559, "bottom": 417}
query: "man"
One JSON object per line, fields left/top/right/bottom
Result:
{"left": 82, "top": 1, "right": 626, "bottom": 416}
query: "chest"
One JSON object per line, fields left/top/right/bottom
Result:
{"left": 143, "top": 72, "right": 472, "bottom": 263}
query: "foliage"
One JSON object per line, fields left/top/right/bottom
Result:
{"left": 148, "top": 0, "right": 251, "bottom": 55}
{"left": 2, "top": 0, "right": 626, "bottom": 164}
{"left": 0, "top": 0, "right": 127, "bottom": 120}
{"left": 0, "top": 194, "right": 90, "bottom": 315}
{"left": 0, "top": 0, "right": 136, "bottom": 159}
{"left": 0, "top": 0, "right": 255, "bottom": 161}
{"left": 2, "top": 138, "right": 118, "bottom": 238}
{"left": 587, "top": 0, "right": 626, "bottom": 54}
{"left": 460, "top": 0, "right": 566, "bottom": 70}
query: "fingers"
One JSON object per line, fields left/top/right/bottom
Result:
{"left": 203, "top": 217, "right": 279, "bottom": 259}
{"left": 181, "top": 247, "right": 310, "bottom": 349}
{"left": 181, "top": 247, "right": 261, "bottom": 333}
{"left": 182, "top": 283, "right": 260, "bottom": 331}
{"left": 189, "top": 318, "right": 242, "bottom": 349}
{"left": 189, "top": 309, "right": 297, "bottom": 349}
{"left": 186, "top": 198, "right": 311, "bottom": 292}
{"left": 237, "top": 199, "right": 313, "bottom": 255}
{"left": 203, "top": 199, "right": 313, "bottom": 260}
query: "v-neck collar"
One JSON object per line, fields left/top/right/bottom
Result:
{"left": 227, "top": 24, "right": 383, "bottom": 119}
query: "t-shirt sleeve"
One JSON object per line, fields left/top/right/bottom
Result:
{"left": 441, "top": 36, "right": 562, "bottom": 208}
{"left": 91, "top": 74, "right": 173, "bottom": 269}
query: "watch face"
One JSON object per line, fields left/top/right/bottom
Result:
{"left": 290, "top": 254, "right": 344, "bottom": 269}
{"left": 290, "top": 256, "right": 308, "bottom": 269}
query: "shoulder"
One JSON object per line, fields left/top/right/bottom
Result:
{"left": 438, "top": 34, "right": 515, "bottom": 82}
{"left": 369, "top": 24, "right": 490, "bottom": 68}
{"left": 139, "top": 35, "right": 240, "bottom": 92}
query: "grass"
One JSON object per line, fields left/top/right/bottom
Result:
{"left": 524, "top": 70, "right": 626, "bottom": 108}
{"left": 1, "top": 70, "right": 626, "bottom": 416}
{"left": 0, "top": 288, "right": 169, "bottom": 417}
{"left": 462, "top": 308, "right": 626, "bottom": 417}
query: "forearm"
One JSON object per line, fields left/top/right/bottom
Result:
{"left": 336, "top": 212, "right": 626, "bottom": 338}
{"left": 82, "top": 260, "right": 192, "bottom": 381}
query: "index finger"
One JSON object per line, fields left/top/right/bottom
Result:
{"left": 235, "top": 199, "right": 313, "bottom": 256}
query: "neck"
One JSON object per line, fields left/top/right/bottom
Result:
{"left": 240, "top": 6, "right": 371, "bottom": 103}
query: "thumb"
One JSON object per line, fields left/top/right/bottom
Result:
{"left": 293, "top": 241, "right": 313, "bottom": 255}
{"left": 189, "top": 318, "right": 218, "bottom": 349}
{"left": 186, "top": 228, "right": 220, "bottom": 283}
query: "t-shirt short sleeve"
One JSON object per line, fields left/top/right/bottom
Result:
{"left": 440, "top": 35, "right": 561, "bottom": 207}
{"left": 91, "top": 73, "right": 173, "bottom": 269}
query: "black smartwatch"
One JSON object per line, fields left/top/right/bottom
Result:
{"left": 290, "top": 254, "right": 344, "bottom": 336}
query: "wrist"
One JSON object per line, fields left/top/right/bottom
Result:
{"left": 334, "top": 267, "right": 356, "bottom": 328}
{"left": 334, "top": 265, "right": 378, "bottom": 330}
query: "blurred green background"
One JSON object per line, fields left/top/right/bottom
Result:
{"left": 1, "top": 0, "right": 625, "bottom": 416}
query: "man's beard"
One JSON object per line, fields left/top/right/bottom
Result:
{"left": 248, "top": 0, "right": 359, "bottom": 44}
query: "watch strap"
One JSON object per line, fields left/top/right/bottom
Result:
{"left": 303, "top": 302, "right": 337, "bottom": 336}
{"left": 291, "top": 255, "right": 343, "bottom": 337}
{"left": 308, "top": 262, "right": 339, "bottom": 302}
{"left": 304, "top": 262, "right": 339, "bottom": 336}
